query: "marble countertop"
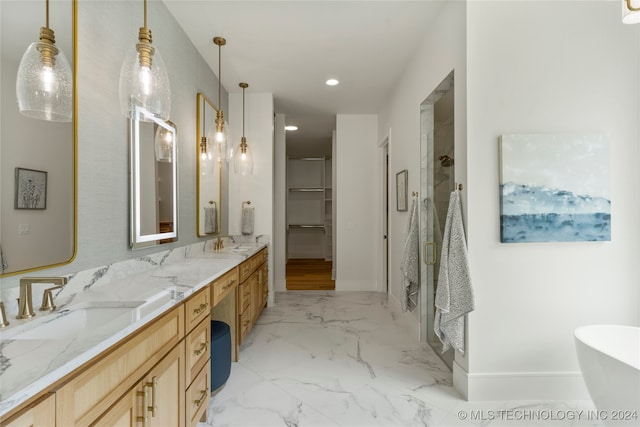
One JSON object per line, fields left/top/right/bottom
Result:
{"left": 0, "top": 240, "right": 267, "bottom": 418}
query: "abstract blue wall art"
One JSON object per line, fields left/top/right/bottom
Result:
{"left": 499, "top": 134, "right": 610, "bottom": 243}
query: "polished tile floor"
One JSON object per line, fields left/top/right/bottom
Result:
{"left": 200, "top": 291, "right": 600, "bottom": 427}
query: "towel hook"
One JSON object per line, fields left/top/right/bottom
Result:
{"left": 242, "top": 200, "right": 251, "bottom": 209}
{"left": 411, "top": 191, "right": 419, "bottom": 198}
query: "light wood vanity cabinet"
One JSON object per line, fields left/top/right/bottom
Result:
{"left": 2, "top": 249, "right": 269, "bottom": 426}
{"left": 93, "top": 341, "right": 186, "bottom": 427}
{"left": 56, "top": 305, "right": 184, "bottom": 426}
{"left": 237, "top": 248, "right": 268, "bottom": 345}
{"left": 2, "top": 393, "right": 55, "bottom": 427}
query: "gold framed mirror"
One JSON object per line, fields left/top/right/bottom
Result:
{"left": 196, "top": 93, "right": 223, "bottom": 237}
{"left": 129, "top": 105, "right": 178, "bottom": 249}
{"left": 0, "top": 0, "right": 77, "bottom": 277}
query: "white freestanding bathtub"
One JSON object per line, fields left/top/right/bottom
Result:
{"left": 574, "top": 325, "right": 640, "bottom": 426}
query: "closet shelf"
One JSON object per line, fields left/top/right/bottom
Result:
{"left": 288, "top": 224, "right": 325, "bottom": 229}
{"left": 289, "top": 187, "right": 324, "bottom": 192}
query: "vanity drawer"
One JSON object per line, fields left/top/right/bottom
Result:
{"left": 211, "top": 267, "right": 238, "bottom": 307}
{"left": 185, "top": 317, "right": 210, "bottom": 386}
{"left": 185, "top": 287, "right": 210, "bottom": 334}
{"left": 186, "top": 361, "right": 210, "bottom": 427}
{"left": 238, "top": 281, "right": 251, "bottom": 313}
{"left": 238, "top": 310, "right": 252, "bottom": 343}
{"left": 238, "top": 248, "right": 267, "bottom": 283}
{"left": 55, "top": 306, "right": 184, "bottom": 426}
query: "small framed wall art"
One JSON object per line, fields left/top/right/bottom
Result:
{"left": 15, "top": 167, "right": 47, "bottom": 210}
{"left": 396, "top": 169, "right": 408, "bottom": 212}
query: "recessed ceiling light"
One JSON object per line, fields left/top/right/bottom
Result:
{"left": 285, "top": 125, "right": 298, "bottom": 131}
{"left": 325, "top": 78, "right": 339, "bottom": 86}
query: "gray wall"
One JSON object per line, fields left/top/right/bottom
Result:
{"left": 1, "top": 0, "right": 227, "bottom": 288}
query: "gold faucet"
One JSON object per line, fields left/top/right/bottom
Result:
{"left": 212, "top": 235, "right": 236, "bottom": 251}
{"left": 17, "top": 277, "right": 68, "bottom": 319}
{"left": 0, "top": 302, "right": 9, "bottom": 328}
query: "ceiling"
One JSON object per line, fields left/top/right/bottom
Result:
{"left": 163, "top": 1, "right": 446, "bottom": 155}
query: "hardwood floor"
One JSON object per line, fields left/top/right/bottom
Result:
{"left": 286, "top": 259, "right": 335, "bottom": 290}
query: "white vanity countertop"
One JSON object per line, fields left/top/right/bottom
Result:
{"left": 0, "top": 242, "right": 267, "bottom": 418}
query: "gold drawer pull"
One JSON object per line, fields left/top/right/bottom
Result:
{"left": 147, "top": 376, "right": 158, "bottom": 417}
{"left": 193, "top": 302, "right": 209, "bottom": 315}
{"left": 137, "top": 387, "right": 149, "bottom": 426}
{"left": 194, "top": 389, "right": 208, "bottom": 408}
{"left": 194, "top": 341, "right": 208, "bottom": 356}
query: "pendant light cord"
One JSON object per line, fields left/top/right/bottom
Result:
{"left": 242, "top": 86, "right": 245, "bottom": 138}
{"left": 45, "top": 0, "right": 49, "bottom": 28}
{"left": 143, "top": 0, "right": 148, "bottom": 29}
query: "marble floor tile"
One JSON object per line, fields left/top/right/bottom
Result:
{"left": 199, "top": 291, "right": 598, "bottom": 427}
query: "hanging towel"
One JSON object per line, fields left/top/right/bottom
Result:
{"left": 434, "top": 190, "right": 474, "bottom": 354}
{"left": 401, "top": 198, "right": 420, "bottom": 312}
{"left": 241, "top": 206, "right": 254, "bottom": 235}
{"left": 204, "top": 206, "right": 218, "bottom": 234}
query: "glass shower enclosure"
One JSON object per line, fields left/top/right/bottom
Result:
{"left": 419, "top": 71, "right": 455, "bottom": 370}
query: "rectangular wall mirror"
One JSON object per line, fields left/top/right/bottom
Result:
{"left": 129, "top": 106, "right": 177, "bottom": 249}
{"left": 0, "top": 0, "right": 77, "bottom": 276}
{"left": 196, "top": 93, "right": 224, "bottom": 237}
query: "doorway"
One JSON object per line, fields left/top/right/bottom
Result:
{"left": 420, "top": 71, "right": 455, "bottom": 370}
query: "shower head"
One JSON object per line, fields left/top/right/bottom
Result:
{"left": 439, "top": 155, "right": 454, "bottom": 167}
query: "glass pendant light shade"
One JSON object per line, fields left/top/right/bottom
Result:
{"left": 16, "top": 34, "right": 72, "bottom": 122}
{"left": 155, "top": 121, "right": 174, "bottom": 162}
{"left": 207, "top": 117, "right": 229, "bottom": 161}
{"left": 119, "top": 42, "right": 171, "bottom": 121}
{"left": 234, "top": 138, "right": 253, "bottom": 175}
{"left": 623, "top": 0, "right": 640, "bottom": 23}
{"left": 234, "top": 82, "right": 253, "bottom": 175}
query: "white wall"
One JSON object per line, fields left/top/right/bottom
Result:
{"left": 378, "top": 0, "right": 467, "bottom": 340}
{"left": 464, "top": 1, "right": 640, "bottom": 400}
{"left": 273, "top": 114, "right": 287, "bottom": 292}
{"left": 228, "top": 92, "right": 275, "bottom": 304}
{"left": 1, "top": 0, "right": 227, "bottom": 290}
{"left": 335, "top": 114, "right": 378, "bottom": 291}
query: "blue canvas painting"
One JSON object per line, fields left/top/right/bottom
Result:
{"left": 499, "top": 134, "right": 610, "bottom": 243}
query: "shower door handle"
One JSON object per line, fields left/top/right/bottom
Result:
{"left": 423, "top": 241, "right": 437, "bottom": 265}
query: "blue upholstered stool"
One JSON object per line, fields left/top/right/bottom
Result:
{"left": 210, "top": 320, "right": 231, "bottom": 392}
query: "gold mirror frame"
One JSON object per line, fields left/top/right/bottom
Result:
{"left": 196, "top": 93, "right": 223, "bottom": 237}
{"left": 0, "top": 0, "right": 77, "bottom": 277}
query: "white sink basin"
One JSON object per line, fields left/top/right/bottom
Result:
{"left": 4, "top": 301, "right": 144, "bottom": 340}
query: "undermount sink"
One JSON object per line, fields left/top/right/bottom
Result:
{"left": 4, "top": 300, "right": 145, "bottom": 340}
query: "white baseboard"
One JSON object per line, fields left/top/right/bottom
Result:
{"left": 274, "top": 279, "right": 286, "bottom": 292}
{"left": 454, "top": 364, "right": 591, "bottom": 401}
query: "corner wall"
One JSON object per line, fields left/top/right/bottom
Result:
{"left": 335, "top": 114, "right": 378, "bottom": 291}
{"left": 378, "top": 0, "right": 467, "bottom": 341}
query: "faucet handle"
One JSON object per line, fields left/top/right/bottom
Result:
{"left": 39, "top": 285, "right": 64, "bottom": 312}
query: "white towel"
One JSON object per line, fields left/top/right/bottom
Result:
{"left": 401, "top": 198, "right": 419, "bottom": 312}
{"left": 204, "top": 206, "right": 218, "bottom": 234}
{"left": 241, "top": 207, "right": 254, "bottom": 235}
{"left": 434, "top": 190, "right": 474, "bottom": 354}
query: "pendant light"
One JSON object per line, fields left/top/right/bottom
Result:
{"left": 16, "top": 0, "right": 72, "bottom": 122}
{"left": 208, "top": 37, "right": 229, "bottom": 161}
{"left": 155, "top": 121, "right": 175, "bottom": 162}
{"left": 119, "top": 0, "right": 171, "bottom": 121}
{"left": 234, "top": 82, "right": 253, "bottom": 175}
{"left": 623, "top": 0, "right": 640, "bottom": 23}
